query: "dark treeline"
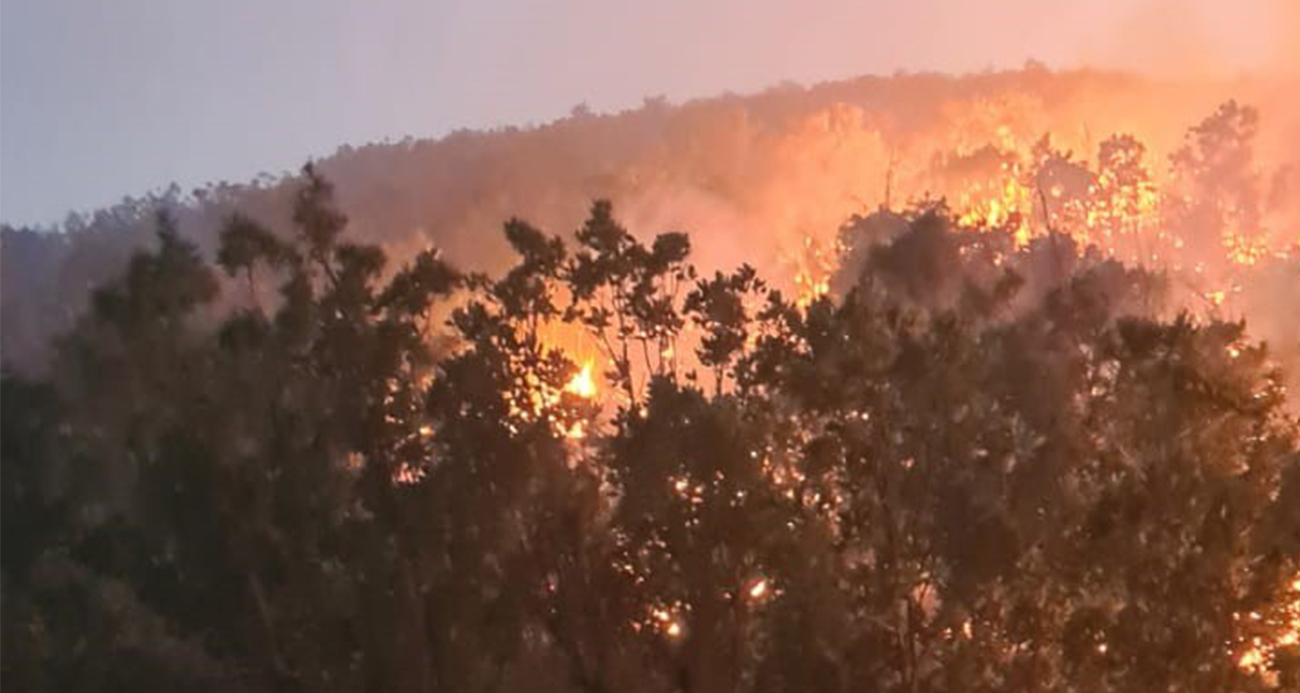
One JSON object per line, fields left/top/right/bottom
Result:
{"left": 3, "top": 166, "right": 1298, "bottom": 692}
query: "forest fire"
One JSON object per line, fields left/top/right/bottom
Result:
{"left": 4, "top": 12, "right": 1300, "bottom": 687}
{"left": 758, "top": 92, "right": 1298, "bottom": 321}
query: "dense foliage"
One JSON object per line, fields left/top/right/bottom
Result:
{"left": 3, "top": 166, "right": 1298, "bottom": 693}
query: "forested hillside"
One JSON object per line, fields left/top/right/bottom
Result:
{"left": 5, "top": 67, "right": 1298, "bottom": 374}
{"left": 3, "top": 65, "right": 1299, "bottom": 692}
{"left": 3, "top": 163, "right": 1298, "bottom": 691}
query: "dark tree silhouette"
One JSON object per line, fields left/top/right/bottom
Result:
{"left": 3, "top": 166, "right": 1297, "bottom": 693}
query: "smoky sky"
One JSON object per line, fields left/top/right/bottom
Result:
{"left": 0, "top": 0, "right": 1288, "bottom": 226}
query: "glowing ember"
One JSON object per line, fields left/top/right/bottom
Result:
{"left": 1239, "top": 642, "right": 1267, "bottom": 671}
{"left": 1236, "top": 572, "right": 1300, "bottom": 681}
{"left": 651, "top": 607, "right": 685, "bottom": 639}
{"left": 563, "top": 421, "right": 587, "bottom": 440}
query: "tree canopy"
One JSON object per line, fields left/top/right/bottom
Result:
{"left": 3, "top": 164, "right": 1298, "bottom": 693}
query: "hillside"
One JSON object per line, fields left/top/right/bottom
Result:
{"left": 3, "top": 66, "right": 1297, "bottom": 372}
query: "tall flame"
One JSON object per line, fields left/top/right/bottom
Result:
{"left": 566, "top": 360, "right": 598, "bottom": 399}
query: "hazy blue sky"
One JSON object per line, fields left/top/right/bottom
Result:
{"left": 0, "top": 0, "right": 1285, "bottom": 225}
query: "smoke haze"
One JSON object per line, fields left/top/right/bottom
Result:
{"left": 1, "top": 0, "right": 1292, "bottom": 225}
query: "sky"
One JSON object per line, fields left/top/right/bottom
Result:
{"left": 0, "top": 0, "right": 1288, "bottom": 226}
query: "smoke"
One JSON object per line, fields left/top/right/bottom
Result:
{"left": 1066, "top": 0, "right": 1298, "bottom": 80}
{"left": 1274, "top": 0, "right": 1300, "bottom": 78}
{"left": 1091, "top": 0, "right": 1222, "bottom": 77}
